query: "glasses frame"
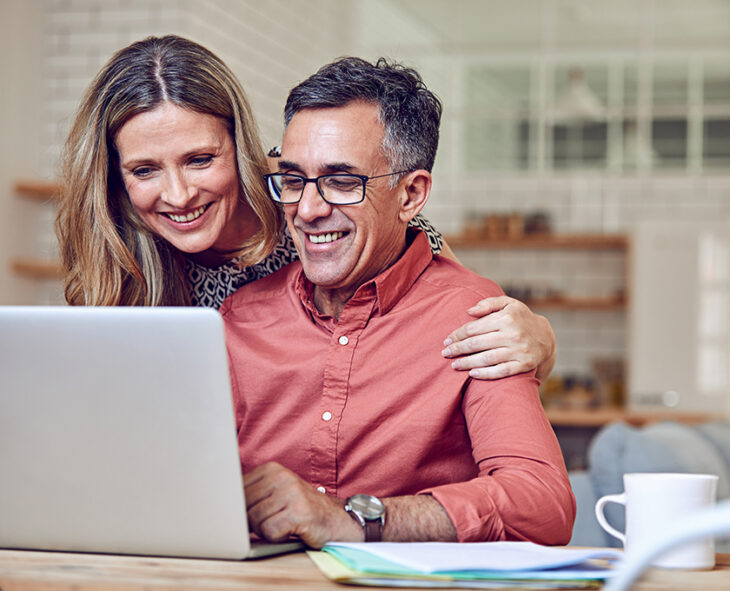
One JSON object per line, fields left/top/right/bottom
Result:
{"left": 263, "top": 170, "right": 414, "bottom": 205}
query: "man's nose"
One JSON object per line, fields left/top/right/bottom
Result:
{"left": 161, "top": 170, "right": 197, "bottom": 208}
{"left": 295, "top": 181, "right": 332, "bottom": 222}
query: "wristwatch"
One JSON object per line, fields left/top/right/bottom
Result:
{"left": 344, "top": 494, "right": 386, "bottom": 542}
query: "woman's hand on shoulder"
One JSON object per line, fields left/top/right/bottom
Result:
{"left": 442, "top": 295, "right": 556, "bottom": 381}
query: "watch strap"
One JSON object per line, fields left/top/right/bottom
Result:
{"left": 364, "top": 519, "right": 383, "bottom": 542}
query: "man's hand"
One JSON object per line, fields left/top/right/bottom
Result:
{"left": 244, "top": 462, "right": 363, "bottom": 548}
{"left": 442, "top": 295, "right": 556, "bottom": 381}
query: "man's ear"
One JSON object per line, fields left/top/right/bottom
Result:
{"left": 398, "top": 170, "right": 431, "bottom": 223}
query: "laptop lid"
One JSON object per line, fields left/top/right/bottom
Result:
{"left": 0, "top": 306, "right": 253, "bottom": 559}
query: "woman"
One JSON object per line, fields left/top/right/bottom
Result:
{"left": 56, "top": 34, "right": 555, "bottom": 380}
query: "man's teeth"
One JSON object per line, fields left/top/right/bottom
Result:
{"left": 309, "top": 232, "right": 344, "bottom": 244}
{"left": 167, "top": 205, "right": 206, "bottom": 223}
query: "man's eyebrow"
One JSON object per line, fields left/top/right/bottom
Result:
{"left": 277, "top": 160, "right": 357, "bottom": 175}
{"left": 324, "top": 162, "right": 357, "bottom": 174}
{"left": 277, "top": 159, "right": 300, "bottom": 172}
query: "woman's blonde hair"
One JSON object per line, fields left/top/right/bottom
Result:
{"left": 56, "top": 35, "right": 282, "bottom": 306}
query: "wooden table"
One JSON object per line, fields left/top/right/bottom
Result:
{"left": 0, "top": 549, "right": 728, "bottom": 590}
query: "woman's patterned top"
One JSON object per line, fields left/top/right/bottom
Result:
{"left": 186, "top": 214, "right": 443, "bottom": 309}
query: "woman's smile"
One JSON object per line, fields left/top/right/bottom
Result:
{"left": 162, "top": 203, "right": 210, "bottom": 224}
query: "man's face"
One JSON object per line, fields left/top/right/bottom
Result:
{"left": 279, "top": 101, "right": 407, "bottom": 298}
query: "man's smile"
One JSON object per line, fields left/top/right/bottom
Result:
{"left": 307, "top": 231, "right": 346, "bottom": 244}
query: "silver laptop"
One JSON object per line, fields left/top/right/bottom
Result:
{"left": 0, "top": 306, "right": 302, "bottom": 559}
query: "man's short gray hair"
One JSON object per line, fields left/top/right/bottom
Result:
{"left": 284, "top": 57, "right": 442, "bottom": 177}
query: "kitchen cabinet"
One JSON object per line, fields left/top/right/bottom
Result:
{"left": 630, "top": 220, "right": 730, "bottom": 415}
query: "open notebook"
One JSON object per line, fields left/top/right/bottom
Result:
{"left": 0, "top": 306, "right": 302, "bottom": 559}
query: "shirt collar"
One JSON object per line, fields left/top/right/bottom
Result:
{"left": 294, "top": 228, "right": 433, "bottom": 321}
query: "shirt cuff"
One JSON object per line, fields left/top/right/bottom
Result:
{"left": 418, "top": 481, "right": 504, "bottom": 542}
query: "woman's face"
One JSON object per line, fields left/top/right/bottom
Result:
{"left": 115, "top": 102, "right": 255, "bottom": 258}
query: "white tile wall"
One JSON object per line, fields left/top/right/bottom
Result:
{"left": 41, "top": 0, "right": 187, "bottom": 177}
{"left": 40, "top": 0, "right": 350, "bottom": 178}
{"left": 183, "top": 0, "right": 349, "bottom": 149}
{"left": 424, "top": 174, "right": 730, "bottom": 237}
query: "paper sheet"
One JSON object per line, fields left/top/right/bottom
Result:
{"left": 308, "top": 550, "right": 610, "bottom": 589}
{"left": 322, "top": 541, "right": 621, "bottom": 575}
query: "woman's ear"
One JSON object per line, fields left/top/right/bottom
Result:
{"left": 398, "top": 170, "right": 432, "bottom": 223}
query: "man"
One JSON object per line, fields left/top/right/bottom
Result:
{"left": 220, "top": 57, "right": 575, "bottom": 548}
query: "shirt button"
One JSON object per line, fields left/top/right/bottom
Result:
{"left": 317, "top": 486, "right": 326, "bottom": 494}
{"left": 322, "top": 411, "right": 333, "bottom": 422}
{"left": 338, "top": 335, "right": 349, "bottom": 346}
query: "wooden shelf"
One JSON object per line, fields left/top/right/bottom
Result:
{"left": 12, "top": 180, "right": 62, "bottom": 281}
{"left": 448, "top": 233, "right": 629, "bottom": 311}
{"left": 14, "top": 180, "right": 60, "bottom": 202}
{"left": 525, "top": 296, "right": 626, "bottom": 310}
{"left": 445, "top": 233, "right": 628, "bottom": 250}
{"left": 11, "top": 258, "right": 62, "bottom": 279}
{"left": 546, "top": 407, "right": 720, "bottom": 428}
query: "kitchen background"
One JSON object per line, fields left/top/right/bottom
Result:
{"left": 2, "top": 0, "right": 730, "bottom": 458}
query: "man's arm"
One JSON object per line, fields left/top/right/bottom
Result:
{"left": 244, "top": 463, "right": 457, "bottom": 548}
{"left": 245, "top": 452, "right": 572, "bottom": 548}
{"left": 381, "top": 495, "right": 457, "bottom": 541}
{"left": 420, "top": 371, "right": 574, "bottom": 544}
{"left": 245, "top": 372, "right": 574, "bottom": 548}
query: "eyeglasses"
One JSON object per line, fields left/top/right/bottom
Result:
{"left": 263, "top": 171, "right": 413, "bottom": 205}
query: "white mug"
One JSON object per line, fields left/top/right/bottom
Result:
{"left": 594, "top": 472, "right": 718, "bottom": 569}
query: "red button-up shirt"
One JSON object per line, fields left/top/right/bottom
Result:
{"left": 220, "top": 231, "right": 575, "bottom": 544}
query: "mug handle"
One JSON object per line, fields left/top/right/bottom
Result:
{"left": 594, "top": 493, "right": 627, "bottom": 545}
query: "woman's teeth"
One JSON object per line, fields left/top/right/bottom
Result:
{"left": 309, "top": 232, "right": 344, "bottom": 244}
{"left": 166, "top": 205, "right": 207, "bottom": 223}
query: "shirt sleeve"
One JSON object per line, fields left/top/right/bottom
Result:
{"left": 418, "top": 372, "right": 576, "bottom": 544}
{"left": 408, "top": 214, "right": 443, "bottom": 254}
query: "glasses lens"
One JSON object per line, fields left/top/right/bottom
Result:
{"left": 268, "top": 174, "right": 304, "bottom": 203}
{"left": 318, "top": 174, "right": 364, "bottom": 204}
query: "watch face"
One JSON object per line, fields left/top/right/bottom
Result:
{"left": 348, "top": 494, "right": 385, "bottom": 519}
